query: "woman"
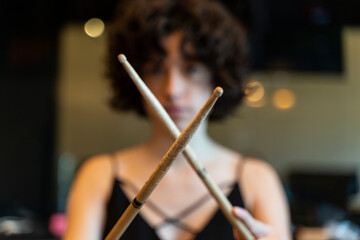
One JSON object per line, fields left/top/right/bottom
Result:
{"left": 64, "top": 0, "right": 291, "bottom": 239}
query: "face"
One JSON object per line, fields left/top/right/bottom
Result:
{"left": 142, "top": 32, "right": 213, "bottom": 131}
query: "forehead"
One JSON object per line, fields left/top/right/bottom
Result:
{"left": 161, "top": 31, "right": 183, "bottom": 60}
{"left": 145, "top": 31, "right": 198, "bottom": 65}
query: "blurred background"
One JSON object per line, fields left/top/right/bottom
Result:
{"left": 1, "top": 0, "right": 360, "bottom": 239}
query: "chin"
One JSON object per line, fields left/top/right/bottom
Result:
{"left": 172, "top": 118, "right": 191, "bottom": 132}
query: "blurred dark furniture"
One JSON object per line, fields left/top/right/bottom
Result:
{"left": 288, "top": 170, "right": 359, "bottom": 227}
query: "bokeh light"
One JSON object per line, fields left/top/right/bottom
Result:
{"left": 84, "top": 18, "right": 105, "bottom": 38}
{"left": 245, "top": 80, "right": 266, "bottom": 108}
{"left": 272, "top": 88, "right": 296, "bottom": 110}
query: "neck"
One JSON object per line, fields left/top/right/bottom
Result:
{"left": 145, "top": 120, "right": 215, "bottom": 168}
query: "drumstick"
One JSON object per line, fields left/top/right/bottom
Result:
{"left": 105, "top": 84, "right": 223, "bottom": 240}
{"left": 118, "top": 54, "right": 254, "bottom": 240}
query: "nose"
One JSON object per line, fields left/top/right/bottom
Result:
{"left": 164, "top": 67, "right": 185, "bottom": 101}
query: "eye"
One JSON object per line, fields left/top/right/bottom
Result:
{"left": 185, "top": 64, "right": 199, "bottom": 74}
{"left": 150, "top": 65, "right": 164, "bottom": 75}
{"left": 143, "top": 62, "right": 165, "bottom": 76}
{"left": 184, "top": 62, "right": 203, "bottom": 75}
{"left": 183, "top": 62, "right": 211, "bottom": 84}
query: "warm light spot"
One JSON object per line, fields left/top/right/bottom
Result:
{"left": 245, "top": 80, "right": 266, "bottom": 108}
{"left": 84, "top": 18, "right": 105, "bottom": 38}
{"left": 272, "top": 88, "right": 296, "bottom": 110}
{"left": 246, "top": 98, "right": 267, "bottom": 108}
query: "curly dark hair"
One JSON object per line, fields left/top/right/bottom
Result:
{"left": 107, "top": 0, "right": 249, "bottom": 121}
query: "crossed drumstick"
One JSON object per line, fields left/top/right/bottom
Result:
{"left": 104, "top": 54, "right": 254, "bottom": 240}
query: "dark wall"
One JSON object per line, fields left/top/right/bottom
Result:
{"left": 0, "top": 71, "right": 57, "bottom": 219}
{"left": 0, "top": 0, "right": 62, "bottom": 221}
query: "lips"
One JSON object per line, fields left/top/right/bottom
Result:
{"left": 164, "top": 105, "right": 187, "bottom": 119}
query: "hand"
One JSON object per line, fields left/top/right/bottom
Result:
{"left": 232, "top": 207, "right": 283, "bottom": 240}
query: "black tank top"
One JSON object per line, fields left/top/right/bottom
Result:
{"left": 102, "top": 160, "right": 246, "bottom": 239}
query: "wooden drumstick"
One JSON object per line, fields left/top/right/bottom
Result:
{"left": 105, "top": 86, "right": 223, "bottom": 240}
{"left": 118, "top": 54, "right": 254, "bottom": 240}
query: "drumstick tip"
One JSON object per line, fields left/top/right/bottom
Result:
{"left": 213, "top": 87, "right": 223, "bottom": 97}
{"left": 118, "top": 54, "right": 127, "bottom": 63}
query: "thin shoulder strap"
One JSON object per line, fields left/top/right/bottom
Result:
{"left": 109, "top": 154, "right": 120, "bottom": 179}
{"left": 235, "top": 157, "right": 247, "bottom": 181}
{"left": 236, "top": 156, "right": 251, "bottom": 210}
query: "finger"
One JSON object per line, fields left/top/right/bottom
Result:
{"left": 232, "top": 228, "right": 240, "bottom": 240}
{"left": 232, "top": 207, "right": 271, "bottom": 238}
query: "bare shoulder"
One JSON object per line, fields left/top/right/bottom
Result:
{"left": 71, "top": 154, "right": 114, "bottom": 199}
{"left": 65, "top": 154, "right": 115, "bottom": 240}
{"left": 77, "top": 154, "right": 113, "bottom": 180}
{"left": 239, "top": 157, "right": 284, "bottom": 209}
{"left": 242, "top": 157, "right": 283, "bottom": 193}
{"left": 242, "top": 157, "right": 279, "bottom": 180}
